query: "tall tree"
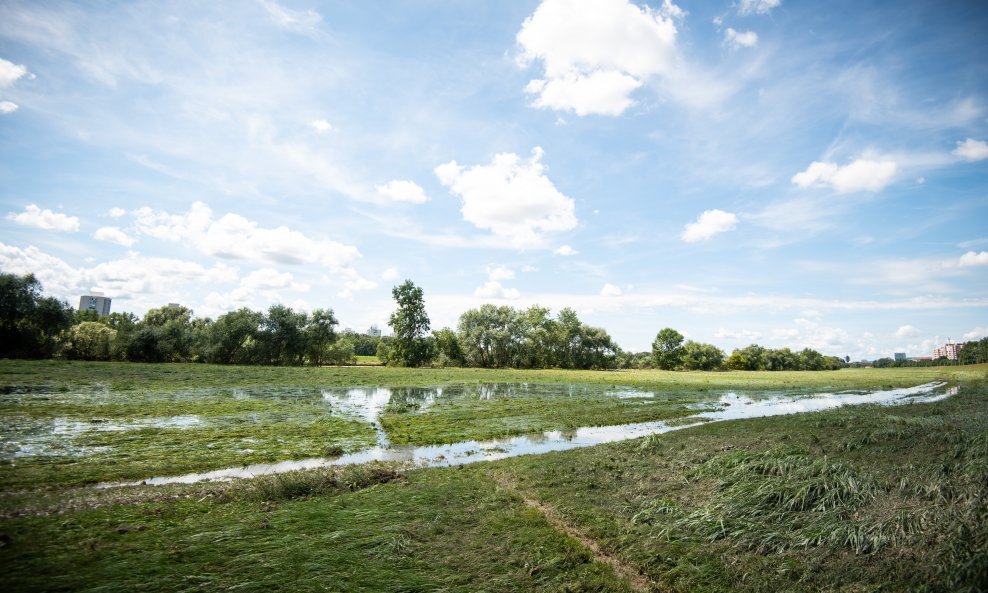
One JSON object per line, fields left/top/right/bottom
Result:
{"left": 652, "top": 327, "right": 685, "bottom": 370}
{"left": 387, "top": 280, "right": 432, "bottom": 367}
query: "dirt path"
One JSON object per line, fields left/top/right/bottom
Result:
{"left": 491, "top": 472, "right": 653, "bottom": 593}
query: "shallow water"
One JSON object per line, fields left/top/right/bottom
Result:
{"left": 100, "top": 381, "right": 956, "bottom": 488}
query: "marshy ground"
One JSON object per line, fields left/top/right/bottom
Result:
{"left": 1, "top": 361, "right": 985, "bottom": 592}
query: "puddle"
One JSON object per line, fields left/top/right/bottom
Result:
{"left": 99, "top": 381, "right": 956, "bottom": 488}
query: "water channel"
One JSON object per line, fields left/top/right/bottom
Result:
{"left": 99, "top": 381, "right": 956, "bottom": 488}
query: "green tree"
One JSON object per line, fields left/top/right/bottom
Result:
{"left": 432, "top": 327, "right": 465, "bottom": 367}
{"left": 62, "top": 322, "right": 117, "bottom": 361}
{"left": 0, "top": 272, "right": 74, "bottom": 358}
{"left": 304, "top": 308, "right": 338, "bottom": 365}
{"left": 142, "top": 305, "right": 195, "bottom": 362}
{"left": 680, "top": 340, "right": 725, "bottom": 371}
{"left": 387, "top": 280, "right": 432, "bottom": 367}
{"left": 205, "top": 308, "right": 264, "bottom": 364}
{"left": 652, "top": 328, "right": 685, "bottom": 370}
{"left": 261, "top": 305, "right": 308, "bottom": 365}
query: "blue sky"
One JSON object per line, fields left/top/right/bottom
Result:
{"left": 1, "top": 0, "right": 986, "bottom": 359}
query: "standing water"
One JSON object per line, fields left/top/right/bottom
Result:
{"left": 99, "top": 381, "right": 957, "bottom": 488}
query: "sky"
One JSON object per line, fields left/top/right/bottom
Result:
{"left": 1, "top": 0, "right": 986, "bottom": 360}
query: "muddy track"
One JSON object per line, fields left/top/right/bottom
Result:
{"left": 491, "top": 472, "right": 654, "bottom": 593}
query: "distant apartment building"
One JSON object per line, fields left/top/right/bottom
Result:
{"left": 78, "top": 293, "right": 111, "bottom": 317}
{"left": 367, "top": 324, "right": 382, "bottom": 337}
{"left": 894, "top": 352, "right": 906, "bottom": 362}
{"left": 932, "top": 341, "right": 962, "bottom": 361}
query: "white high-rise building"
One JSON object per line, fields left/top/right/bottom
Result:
{"left": 79, "top": 292, "right": 112, "bottom": 317}
{"left": 932, "top": 341, "right": 962, "bottom": 361}
{"left": 367, "top": 324, "right": 382, "bottom": 337}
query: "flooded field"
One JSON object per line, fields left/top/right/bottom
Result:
{"left": 0, "top": 377, "right": 958, "bottom": 489}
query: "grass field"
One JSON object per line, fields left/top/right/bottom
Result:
{"left": 1, "top": 361, "right": 985, "bottom": 591}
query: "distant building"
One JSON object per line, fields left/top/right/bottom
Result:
{"left": 78, "top": 293, "right": 111, "bottom": 317}
{"left": 367, "top": 324, "right": 382, "bottom": 337}
{"left": 167, "top": 303, "right": 181, "bottom": 308}
{"left": 894, "top": 352, "right": 906, "bottom": 362}
{"left": 932, "top": 341, "right": 962, "bottom": 361}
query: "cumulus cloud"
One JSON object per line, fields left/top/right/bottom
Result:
{"left": 963, "top": 327, "right": 987, "bottom": 341}
{"left": 375, "top": 180, "right": 430, "bottom": 204}
{"left": 553, "top": 245, "right": 578, "bottom": 256}
{"left": 953, "top": 138, "right": 988, "bottom": 161}
{"left": 108, "top": 207, "right": 127, "bottom": 218}
{"left": 309, "top": 119, "right": 333, "bottom": 133}
{"left": 600, "top": 283, "right": 623, "bottom": 296}
{"left": 958, "top": 251, "right": 988, "bottom": 267}
{"left": 486, "top": 264, "right": 515, "bottom": 281}
{"left": 0, "top": 58, "right": 29, "bottom": 88}
{"left": 791, "top": 158, "right": 897, "bottom": 193}
{"left": 6, "top": 204, "right": 80, "bottom": 232}
{"left": 242, "top": 268, "right": 308, "bottom": 291}
{"left": 93, "top": 226, "right": 136, "bottom": 247}
{"left": 681, "top": 209, "right": 738, "bottom": 242}
{"left": 131, "top": 201, "right": 360, "bottom": 270}
{"left": 474, "top": 281, "right": 521, "bottom": 300}
{"left": 724, "top": 28, "right": 758, "bottom": 48}
{"left": 894, "top": 325, "right": 920, "bottom": 339}
{"left": 0, "top": 101, "right": 17, "bottom": 114}
{"left": 435, "top": 147, "right": 577, "bottom": 248}
{"left": 738, "top": 0, "right": 781, "bottom": 15}
{"left": 0, "top": 241, "right": 237, "bottom": 307}
{"left": 380, "top": 266, "right": 400, "bottom": 281}
{"left": 517, "top": 0, "right": 681, "bottom": 116}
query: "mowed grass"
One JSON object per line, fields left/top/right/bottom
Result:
{"left": 0, "top": 371, "right": 985, "bottom": 592}
{"left": 1, "top": 360, "right": 984, "bottom": 490}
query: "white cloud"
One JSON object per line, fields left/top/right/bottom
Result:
{"left": 93, "top": 226, "right": 136, "bottom": 247}
{"left": 724, "top": 28, "right": 758, "bottom": 48}
{"left": 958, "top": 251, "right": 988, "bottom": 267}
{"left": 681, "top": 209, "right": 738, "bottom": 242}
{"left": 600, "top": 283, "right": 623, "bottom": 296}
{"left": 963, "top": 327, "right": 987, "bottom": 341}
{"left": 738, "top": 0, "right": 781, "bottom": 16}
{"left": 309, "top": 119, "right": 333, "bottom": 134}
{"left": 0, "top": 242, "right": 238, "bottom": 309}
{"left": 108, "top": 207, "right": 127, "bottom": 218}
{"left": 435, "top": 147, "right": 577, "bottom": 248}
{"left": 894, "top": 325, "right": 920, "bottom": 339}
{"left": 0, "top": 57, "right": 29, "bottom": 88}
{"left": 474, "top": 281, "right": 521, "bottom": 300}
{"left": 517, "top": 0, "right": 680, "bottom": 116}
{"left": 553, "top": 245, "right": 578, "bottom": 256}
{"left": 0, "top": 101, "right": 18, "bottom": 114}
{"left": 791, "top": 158, "right": 897, "bottom": 193}
{"left": 6, "top": 204, "right": 80, "bottom": 232}
{"left": 131, "top": 201, "right": 359, "bottom": 269}
{"left": 380, "top": 266, "right": 400, "bottom": 281}
{"left": 953, "top": 138, "right": 988, "bottom": 161}
{"left": 375, "top": 180, "right": 430, "bottom": 204}
{"left": 242, "top": 268, "right": 308, "bottom": 291}
{"left": 486, "top": 264, "right": 515, "bottom": 281}
{"left": 522, "top": 265, "right": 540, "bottom": 273}
{"left": 525, "top": 71, "right": 642, "bottom": 117}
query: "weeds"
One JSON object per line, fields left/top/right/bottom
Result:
{"left": 242, "top": 464, "right": 402, "bottom": 501}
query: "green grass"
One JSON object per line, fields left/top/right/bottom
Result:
{"left": 1, "top": 372, "right": 985, "bottom": 591}
{"left": 1, "top": 361, "right": 983, "bottom": 490}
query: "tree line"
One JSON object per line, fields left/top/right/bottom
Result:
{"left": 8, "top": 271, "right": 984, "bottom": 370}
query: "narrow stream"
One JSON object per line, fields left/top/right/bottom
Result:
{"left": 99, "top": 381, "right": 957, "bottom": 488}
